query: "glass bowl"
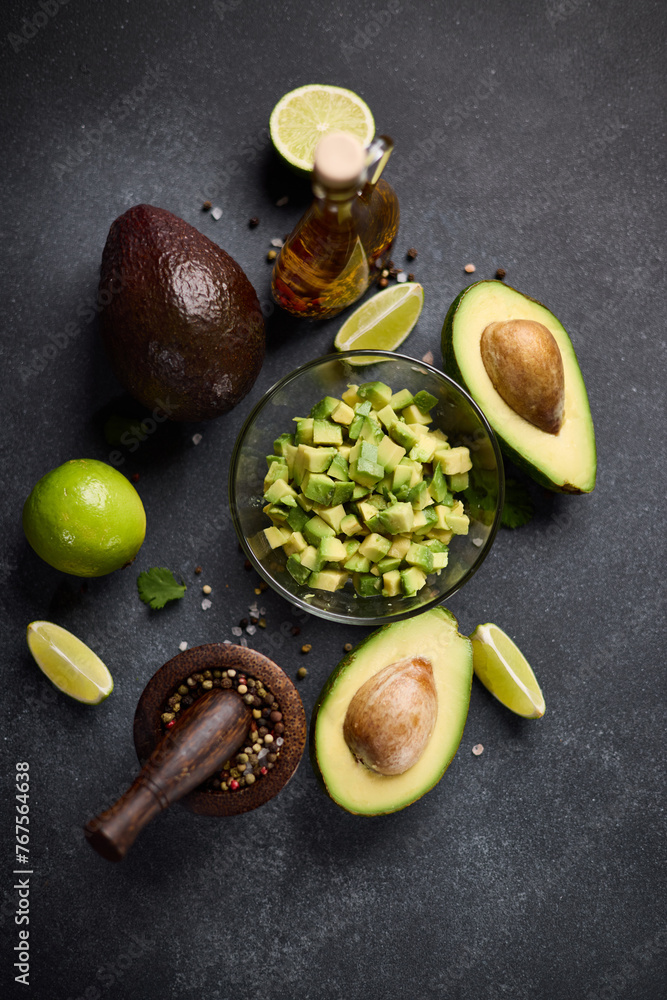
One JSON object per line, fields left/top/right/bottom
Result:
{"left": 229, "top": 351, "right": 504, "bottom": 626}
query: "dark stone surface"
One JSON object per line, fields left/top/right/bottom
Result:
{"left": 1, "top": 1, "right": 665, "bottom": 998}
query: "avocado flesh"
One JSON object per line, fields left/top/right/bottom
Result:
{"left": 98, "top": 204, "right": 265, "bottom": 421}
{"left": 442, "top": 281, "right": 596, "bottom": 493}
{"left": 311, "top": 607, "right": 472, "bottom": 815}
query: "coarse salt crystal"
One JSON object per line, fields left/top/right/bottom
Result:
{"left": 179, "top": 641, "right": 188, "bottom": 651}
{"left": 192, "top": 433, "right": 202, "bottom": 445}
{"left": 421, "top": 350, "right": 434, "bottom": 365}
{"left": 257, "top": 747, "right": 269, "bottom": 760}
{"left": 472, "top": 743, "right": 484, "bottom": 756}
{"left": 246, "top": 624, "right": 257, "bottom": 635}
{"left": 210, "top": 206, "right": 223, "bottom": 221}
{"left": 396, "top": 271, "right": 408, "bottom": 282}
{"left": 201, "top": 598, "right": 212, "bottom": 610}
{"left": 472, "top": 537, "right": 483, "bottom": 547}
{"left": 270, "top": 237, "right": 284, "bottom": 247}
{"left": 275, "top": 737, "right": 284, "bottom": 746}
{"left": 231, "top": 626, "right": 242, "bottom": 636}
{"left": 240, "top": 637, "right": 248, "bottom": 647}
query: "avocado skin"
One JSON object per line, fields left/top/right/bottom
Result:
{"left": 309, "top": 606, "right": 472, "bottom": 813}
{"left": 99, "top": 204, "right": 265, "bottom": 421}
{"left": 442, "top": 280, "right": 594, "bottom": 494}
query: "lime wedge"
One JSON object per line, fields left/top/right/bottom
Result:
{"left": 270, "top": 84, "right": 375, "bottom": 172}
{"left": 334, "top": 283, "right": 424, "bottom": 359}
{"left": 470, "top": 623, "right": 545, "bottom": 719}
{"left": 26, "top": 621, "right": 113, "bottom": 705}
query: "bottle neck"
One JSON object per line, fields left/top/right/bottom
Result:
{"left": 312, "top": 179, "right": 361, "bottom": 222}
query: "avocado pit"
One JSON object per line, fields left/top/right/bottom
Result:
{"left": 480, "top": 319, "right": 565, "bottom": 435}
{"left": 343, "top": 656, "right": 438, "bottom": 775}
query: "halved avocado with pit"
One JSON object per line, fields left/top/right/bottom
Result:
{"left": 442, "top": 281, "right": 596, "bottom": 493}
{"left": 310, "top": 607, "right": 472, "bottom": 815}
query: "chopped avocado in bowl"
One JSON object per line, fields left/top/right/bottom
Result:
{"left": 229, "top": 351, "right": 504, "bottom": 625}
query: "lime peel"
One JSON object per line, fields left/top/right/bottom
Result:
{"left": 470, "top": 622, "right": 545, "bottom": 719}
{"left": 26, "top": 621, "right": 113, "bottom": 705}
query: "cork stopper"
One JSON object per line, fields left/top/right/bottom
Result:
{"left": 313, "top": 131, "right": 366, "bottom": 190}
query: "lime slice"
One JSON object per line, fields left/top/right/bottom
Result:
{"left": 270, "top": 84, "right": 374, "bottom": 172}
{"left": 26, "top": 621, "right": 113, "bottom": 704}
{"left": 470, "top": 623, "right": 545, "bottom": 719}
{"left": 334, "top": 283, "right": 424, "bottom": 359}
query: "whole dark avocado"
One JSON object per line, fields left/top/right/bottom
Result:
{"left": 98, "top": 204, "right": 265, "bottom": 421}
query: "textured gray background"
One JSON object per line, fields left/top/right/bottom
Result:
{"left": 1, "top": 1, "right": 666, "bottom": 998}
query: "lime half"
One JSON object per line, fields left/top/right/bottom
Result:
{"left": 334, "top": 283, "right": 424, "bottom": 359}
{"left": 26, "top": 621, "right": 113, "bottom": 704}
{"left": 270, "top": 84, "right": 374, "bottom": 172}
{"left": 470, "top": 623, "right": 545, "bottom": 719}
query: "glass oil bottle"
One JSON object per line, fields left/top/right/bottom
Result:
{"left": 271, "top": 132, "right": 399, "bottom": 319}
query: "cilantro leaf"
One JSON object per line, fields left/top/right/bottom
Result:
{"left": 137, "top": 567, "right": 186, "bottom": 609}
{"left": 502, "top": 479, "right": 534, "bottom": 529}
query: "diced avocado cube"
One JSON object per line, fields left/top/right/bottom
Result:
{"left": 283, "top": 531, "right": 307, "bottom": 556}
{"left": 344, "top": 538, "right": 361, "bottom": 557}
{"left": 342, "top": 384, "right": 360, "bottom": 407}
{"left": 434, "top": 505, "right": 452, "bottom": 530}
{"left": 286, "top": 505, "right": 309, "bottom": 532}
{"left": 294, "top": 418, "right": 314, "bottom": 445}
{"left": 310, "top": 396, "right": 340, "bottom": 419}
{"left": 304, "top": 515, "right": 335, "bottom": 546}
{"left": 377, "top": 435, "right": 406, "bottom": 472}
{"left": 312, "top": 419, "right": 343, "bottom": 447}
{"left": 353, "top": 573, "right": 382, "bottom": 597}
{"left": 377, "top": 474, "right": 394, "bottom": 497}
{"left": 358, "top": 532, "right": 392, "bottom": 562}
{"left": 377, "top": 556, "right": 402, "bottom": 574}
{"left": 388, "top": 535, "right": 412, "bottom": 560}
{"left": 357, "top": 500, "right": 378, "bottom": 524}
{"left": 328, "top": 453, "right": 350, "bottom": 482}
{"left": 412, "top": 389, "right": 439, "bottom": 413}
{"left": 296, "top": 492, "right": 315, "bottom": 512}
{"left": 376, "top": 404, "right": 398, "bottom": 430}
{"left": 428, "top": 527, "right": 454, "bottom": 544}
{"left": 382, "top": 569, "right": 402, "bottom": 597}
{"left": 263, "top": 462, "right": 289, "bottom": 490}
{"left": 392, "top": 463, "right": 412, "bottom": 492}
{"left": 344, "top": 553, "right": 371, "bottom": 573}
{"left": 309, "top": 569, "right": 348, "bottom": 592}
{"left": 428, "top": 464, "right": 452, "bottom": 504}
{"left": 413, "top": 506, "right": 438, "bottom": 534}
{"left": 358, "top": 415, "right": 384, "bottom": 445}
{"left": 432, "top": 551, "right": 448, "bottom": 570}
{"left": 357, "top": 381, "right": 393, "bottom": 409}
{"left": 408, "top": 480, "right": 433, "bottom": 511}
{"left": 350, "top": 439, "right": 377, "bottom": 464}
{"left": 340, "top": 513, "right": 364, "bottom": 535}
{"left": 401, "top": 566, "right": 427, "bottom": 597}
{"left": 444, "top": 506, "right": 470, "bottom": 535}
{"left": 331, "top": 400, "right": 355, "bottom": 426}
{"left": 352, "top": 484, "right": 371, "bottom": 500}
{"left": 286, "top": 554, "right": 311, "bottom": 585}
{"left": 297, "top": 444, "right": 336, "bottom": 473}
{"left": 300, "top": 544, "right": 325, "bottom": 572}
{"left": 350, "top": 456, "right": 385, "bottom": 488}
{"left": 315, "top": 503, "right": 347, "bottom": 532}
{"left": 402, "top": 404, "right": 432, "bottom": 425}
{"left": 338, "top": 444, "right": 351, "bottom": 461}
{"left": 330, "top": 481, "right": 354, "bottom": 506}
{"left": 448, "top": 472, "right": 469, "bottom": 492}
{"left": 266, "top": 503, "right": 290, "bottom": 523}
{"left": 283, "top": 442, "right": 298, "bottom": 477}
{"left": 378, "top": 502, "right": 415, "bottom": 535}
{"left": 389, "top": 420, "right": 419, "bottom": 451}
{"left": 409, "top": 436, "right": 436, "bottom": 463}
{"left": 347, "top": 413, "right": 365, "bottom": 441}
{"left": 423, "top": 538, "right": 448, "bottom": 552}
{"left": 365, "top": 512, "right": 386, "bottom": 533}
{"left": 390, "top": 388, "right": 414, "bottom": 410}
{"left": 273, "top": 432, "right": 295, "bottom": 456}
{"left": 405, "top": 542, "right": 434, "bottom": 574}
{"left": 370, "top": 564, "right": 381, "bottom": 576}
{"left": 401, "top": 457, "right": 423, "bottom": 487}
{"left": 318, "top": 536, "right": 348, "bottom": 563}
{"left": 302, "top": 473, "right": 336, "bottom": 506}
{"left": 436, "top": 446, "right": 472, "bottom": 475}
{"left": 264, "top": 526, "right": 290, "bottom": 549}
{"left": 407, "top": 422, "right": 429, "bottom": 438}
{"left": 264, "top": 479, "right": 298, "bottom": 504}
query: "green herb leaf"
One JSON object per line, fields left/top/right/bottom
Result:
{"left": 502, "top": 479, "right": 534, "bottom": 529}
{"left": 137, "top": 567, "right": 186, "bottom": 610}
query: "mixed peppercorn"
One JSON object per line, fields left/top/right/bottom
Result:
{"left": 160, "top": 668, "right": 284, "bottom": 792}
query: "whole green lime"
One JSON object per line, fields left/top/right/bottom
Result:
{"left": 22, "top": 459, "right": 146, "bottom": 577}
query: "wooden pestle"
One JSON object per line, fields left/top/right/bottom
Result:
{"left": 84, "top": 688, "right": 251, "bottom": 862}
